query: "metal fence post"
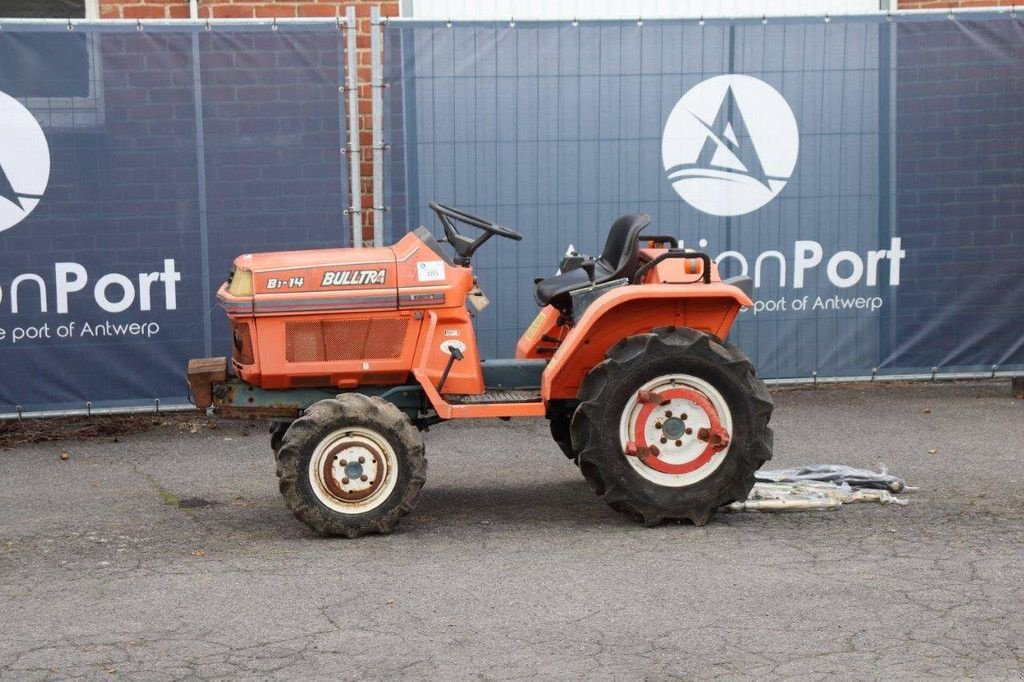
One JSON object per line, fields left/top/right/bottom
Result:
{"left": 190, "top": 24, "right": 212, "bottom": 357}
{"left": 371, "top": 6, "right": 385, "bottom": 246}
{"left": 345, "top": 6, "right": 363, "bottom": 246}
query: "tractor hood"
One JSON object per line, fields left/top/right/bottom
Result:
{"left": 216, "top": 230, "right": 470, "bottom": 316}
{"left": 219, "top": 246, "right": 399, "bottom": 315}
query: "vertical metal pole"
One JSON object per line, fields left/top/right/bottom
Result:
{"left": 345, "top": 6, "right": 363, "bottom": 246}
{"left": 371, "top": 6, "right": 385, "bottom": 246}
{"left": 191, "top": 26, "right": 212, "bottom": 357}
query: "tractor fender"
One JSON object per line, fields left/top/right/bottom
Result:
{"left": 541, "top": 283, "right": 752, "bottom": 401}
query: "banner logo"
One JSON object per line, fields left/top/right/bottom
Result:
{"left": 662, "top": 75, "right": 798, "bottom": 217}
{"left": 0, "top": 91, "right": 50, "bottom": 234}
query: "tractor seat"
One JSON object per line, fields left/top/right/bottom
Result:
{"left": 534, "top": 213, "right": 651, "bottom": 309}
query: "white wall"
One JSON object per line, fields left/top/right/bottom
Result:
{"left": 402, "top": 0, "right": 884, "bottom": 20}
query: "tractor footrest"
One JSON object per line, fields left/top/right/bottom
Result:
{"left": 444, "top": 389, "right": 541, "bottom": 405}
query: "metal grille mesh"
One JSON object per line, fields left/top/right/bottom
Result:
{"left": 285, "top": 318, "right": 411, "bottom": 363}
{"left": 232, "top": 323, "right": 254, "bottom": 365}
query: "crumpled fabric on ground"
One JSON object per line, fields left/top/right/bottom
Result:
{"left": 754, "top": 464, "right": 908, "bottom": 492}
{"left": 725, "top": 479, "right": 909, "bottom": 513}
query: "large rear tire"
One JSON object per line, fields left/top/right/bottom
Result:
{"left": 275, "top": 394, "right": 426, "bottom": 537}
{"left": 571, "top": 326, "right": 773, "bottom": 526}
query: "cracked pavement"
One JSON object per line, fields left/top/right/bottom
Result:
{"left": 1, "top": 381, "right": 1023, "bottom": 679}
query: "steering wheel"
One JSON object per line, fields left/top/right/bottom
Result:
{"left": 429, "top": 202, "right": 523, "bottom": 265}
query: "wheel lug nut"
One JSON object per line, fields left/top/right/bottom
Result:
{"left": 660, "top": 436, "right": 668, "bottom": 444}
{"left": 664, "top": 411, "right": 673, "bottom": 418}
{"left": 681, "top": 413, "right": 688, "bottom": 420}
{"left": 360, "top": 474, "right": 368, "bottom": 481}
{"left": 655, "top": 421, "right": 663, "bottom": 429}
{"left": 358, "top": 456, "right": 366, "bottom": 464}
{"left": 340, "top": 459, "right": 348, "bottom": 466}
{"left": 675, "top": 440, "right": 683, "bottom": 447}
{"left": 685, "top": 428, "right": 693, "bottom": 435}
{"left": 342, "top": 477, "right": 350, "bottom": 484}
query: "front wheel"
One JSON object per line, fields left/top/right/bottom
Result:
{"left": 571, "top": 327, "right": 773, "bottom": 526}
{"left": 275, "top": 394, "right": 426, "bottom": 537}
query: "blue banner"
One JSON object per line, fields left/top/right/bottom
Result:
{"left": 0, "top": 23, "right": 349, "bottom": 414}
{"left": 381, "top": 13, "right": 1024, "bottom": 378}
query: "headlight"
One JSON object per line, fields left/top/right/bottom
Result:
{"left": 227, "top": 268, "right": 253, "bottom": 297}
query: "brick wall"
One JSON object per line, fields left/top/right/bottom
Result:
{"left": 890, "top": 16, "right": 1024, "bottom": 369}
{"left": 99, "top": 0, "right": 399, "bottom": 244}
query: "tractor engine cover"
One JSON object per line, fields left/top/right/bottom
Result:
{"left": 217, "top": 229, "right": 477, "bottom": 391}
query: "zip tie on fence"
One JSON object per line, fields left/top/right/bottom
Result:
{"left": 812, "top": 370, "right": 818, "bottom": 386}
{"left": 205, "top": 16, "right": 211, "bottom": 30}
{"left": 572, "top": 18, "right": 579, "bottom": 27}
{"left": 509, "top": 17, "right": 516, "bottom": 28}
{"left": 272, "top": 17, "right": 278, "bottom": 31}
{"left": 931, "top": 366, "right": 938, "bottom": 381}
{"left": 369, "top": 143, "right": 391, "bottom": 151}
{"left": 16, "top": 406, "right": 23, "bottom": 422}
{"left": 762, "top": 14, "right": 768, "bottom": 25}
{"left": 86, "top": 401, "right": 93, "bottom": 417}
{"left": 136, "top": 18, "right": 144, "bottom": 30}
{"left": 824, "top": 13, "right": 831, "bottom": 23}
{"left": 343, "top": 208, "right": 363, "bottom": 215}
{"left": 991, "top": 364, "right": 999, "bottom": 379}
{"left": 155, "top": 399, "right": 160, "bottom": 414}
{"left": 67, "top": 16, "right": 74, "bottom": 30}
{"left": 698, "top": 16, "right": 705, "bottom": 27}
{"left": 871, "top": 367, "right": 878, "bottom": 382}
{"left": 446, "top": 19, "right": 452, "bottom": 28}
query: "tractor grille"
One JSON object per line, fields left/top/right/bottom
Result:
{"left": 285, "top": 318, "right": 412, "bottom": 363}
{"left": 232, "top": 322, "right": 254, "bottom": 365}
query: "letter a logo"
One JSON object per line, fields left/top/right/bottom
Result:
{"left": 662, "top": 75, "right": 798, "bottom": 217}
{"left": 0, "top": 90, "right": 50, "bottom": 234}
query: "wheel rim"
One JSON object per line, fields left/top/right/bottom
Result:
{"left": 618, "top": 374, "right": 733, "bottom": 488}
{"left": 308, "top": 426, "right": 399, "bottom": 514}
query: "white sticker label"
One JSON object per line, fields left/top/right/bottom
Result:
{"left": 443, "top": 329, "right": 460, "bottom": 337}
{"left": 416, "top": 260, "right": 446, "bottom": 282}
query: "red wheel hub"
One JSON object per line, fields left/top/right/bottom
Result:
{"left": 624, "top": 386, "right": 730, "bottom": 475}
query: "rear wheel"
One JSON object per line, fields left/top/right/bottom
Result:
{"left": 571, "top": 327, "right": 773, "bottom": 526}
{"left": 275, "top": 394, "right": 426, "bottom": 537}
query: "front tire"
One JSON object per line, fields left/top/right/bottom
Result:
{"left": 275, "top": 394, "right": 426, "bottom": 537}
{"left": 571, "top": 327, "right": 773, "bottom": 526}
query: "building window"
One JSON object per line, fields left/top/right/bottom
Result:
{"left": 0, "top": 0, "right": 103, "bottom": 129}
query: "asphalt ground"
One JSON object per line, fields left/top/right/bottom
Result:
{"left": 1, "top": 381, "right": 1023, "bottom": 680}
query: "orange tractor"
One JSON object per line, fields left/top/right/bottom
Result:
{"left": 188, "top": 203, "right": 773, "bottom": 536}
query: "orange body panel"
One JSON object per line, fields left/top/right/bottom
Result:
{"left": 514, "top": 305, "right": 564, "bottom": 359}
{"left": 220, "top": 230, "right": 483, "bottom": 394}
{"left": 541, "top": 283, "right": 750, "bottom": 400}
